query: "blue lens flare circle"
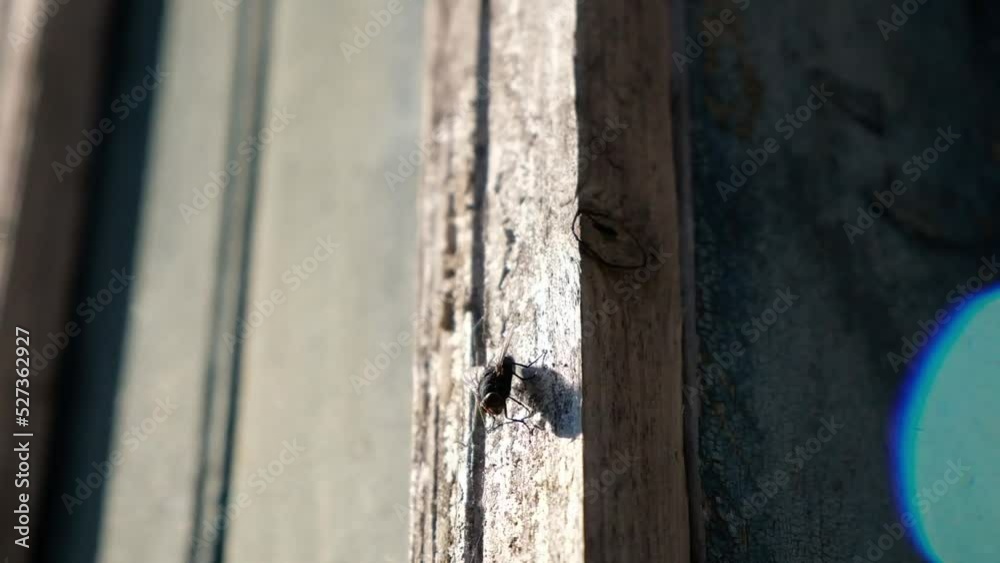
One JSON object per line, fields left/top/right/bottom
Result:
{"left": 892, "top": 288, "right": 1000, "bottom": 562}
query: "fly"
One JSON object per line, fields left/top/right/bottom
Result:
{"left": 472, "top": 331, "right": 545, "bottom": 432}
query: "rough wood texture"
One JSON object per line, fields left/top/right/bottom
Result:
{"left": 685, "top": 0, "right": 1000, "bottom": 561}
{"left": 410, "top": 0, "right": 688, "bottom": 560}
{"left": 410, "top": 0, "right": 583, "bottom": 560}
{"left": 576, "top": 0, "right": 690, "bottom": 560}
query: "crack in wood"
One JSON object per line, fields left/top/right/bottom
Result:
{"left": 462, "top": 0, "right": 492, "bottom": 560}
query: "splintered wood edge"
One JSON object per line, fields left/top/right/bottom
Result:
{"left": 409, "top": 0, "right": 485, "bottom": 560}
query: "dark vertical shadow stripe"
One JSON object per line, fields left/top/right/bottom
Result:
{"left": 464, "top": 0, "right": 491, "bottom": 561}
{"left": 38, "top": 1, "right": 165, "bottom": 562}
{"left": 187, "top": 1, "right": 275, "bottom": 563}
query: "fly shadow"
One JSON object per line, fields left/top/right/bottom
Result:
{"left": 510, "top": 363, "right": 581, "bottom": 439}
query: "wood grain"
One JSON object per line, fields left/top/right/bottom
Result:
{"left": 410, "top": 0, "right": 688, "bottom": 560}
{"left": 576, "top": 0, "right": 689, "bottom": 561}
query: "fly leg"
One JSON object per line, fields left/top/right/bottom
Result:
{"left": 506, "top": 397, "right": 542, "bottom": 431}
{"left": 499, "top": 405, "right": 537, "bottom": 432}
{"left": 513, "top": 351, "right": 547, "bottom": 380}
{"left": 508, "top": 395, "right": 533, "bottom": 413}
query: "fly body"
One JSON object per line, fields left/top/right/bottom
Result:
{"left": 477, "top": 356, "right": 515, "bottom": 416}
{"left": 473, "top": 332, "right": 544, "bottom": 431}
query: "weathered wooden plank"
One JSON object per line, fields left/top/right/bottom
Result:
{"left": 411, "top": 0, "right": 688, "bottom": 560}
{"left": 409, "top": 0, "right": 492, "bottom": 558}
{"left": 575, "top": 0, "right": 690, "bottom": 560}
{"left": 685, "top": 0, "right": 1000, "bottom": 561}
{"left": 478, "top": 0, "right": 584, "bottom": 559}
{"left": 670, "top": 1, "right": 706, "bottom": 561}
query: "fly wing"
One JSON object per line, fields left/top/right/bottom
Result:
{"left": 461, "top": 365, "right": 491, "bottom": 428}
{"left": 491, "top": 327, "right": 515, "bottom": 372}
{"left": 461, "top": 365, "right": 483, "bottom": 400}
{"left": 460, "top": 322, "right": 514, "bottom": 404}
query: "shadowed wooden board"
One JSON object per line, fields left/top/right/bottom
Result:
{"left": 684, "top": 0, "right": 1000, "bottom": 561}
